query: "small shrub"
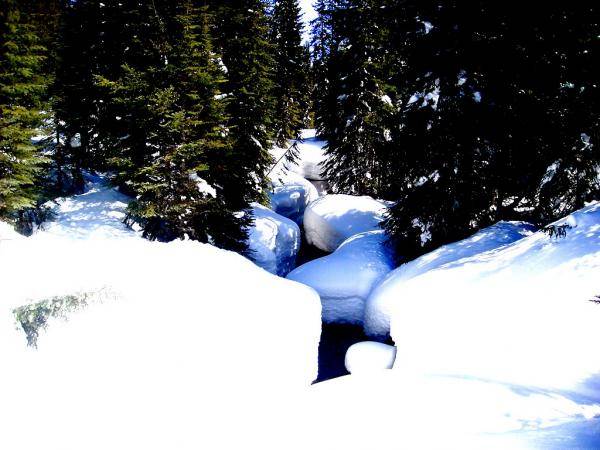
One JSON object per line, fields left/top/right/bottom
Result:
{"left": 542, "top": 223, "right": 572, "bottom": 239}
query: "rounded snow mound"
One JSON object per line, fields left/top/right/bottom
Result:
{"left": 269, "top": 170, "right": 318, "bottom": 225}
{"left": 247, "top": 203, "right": 301, "bottom": 276}
{"left": 304, "top": 194, "right": 388, "bottom": 253}
{"left": 344, "top": 341, "right": 397, "bottom": 374}
{"left": 0, "top": 236, "right": 321, "bottom": 450}
{"left": 288, "top": 230, "right": 394, "bottom": 324}
{"left": 385, "top": 202, "right": 600, "bottom": 393}
{"left": 364, "top": 221, "right": 536, "bottom": 338}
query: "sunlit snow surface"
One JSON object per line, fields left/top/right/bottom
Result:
{"left": 0, "top": 177, "right": 321, "bottom": 450}
{"left": 365, "top": 221, "right": 537, "bottom": 337}
{"left": 384, "top": 204, "right": 600, "bottom": 392}
{"left": 1, "top": 173, "right": 600, "bottom": 449}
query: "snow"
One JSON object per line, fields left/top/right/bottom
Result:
{"left": 269, "top": 169, "right": 319, "bottom": 225}
{"left": 307, "top": 371, "right": 600, "bottom": 450}
{"left": 0, "top": 178, "right": 321, "bottom": 450}
{"left": 344, "top": 341, "right": 397, "bottom": 374}
{"left": 270, "top": 129, "right": 327, "bottom": 181}
{"left": 288, "top": 230, "right": 394, "bottom": 324}
{"left": 364, "top": 221, "right": 536, "bottom": 338}
{"left": 377, "top": 202, "right": 600, "bottom": 396}
{"left": 304, "top": 194, "right": 388, "bottom": 252}
{"left": 247, "top": 203, "right": 301, "bottom": 276}
{"left": 38, "top": 173, "right": 140, "bottom": 240}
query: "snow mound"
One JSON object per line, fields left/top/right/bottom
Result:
{"left": 364, "top": 221, "right": 536, "bottom": 337}
{"left": 0, "top": 228, "right": 321, "bottom": 450}
{"left": 384, "top": 202, "right": 600, "bottom": 393}
{"left": 288, "top": 230, "right": 394, "bottom": 324}
{"left": 247, "top": 203, "right": 301, "bottom": 276}
{"left": 269, "top": 170, "right": 318, "bottom": 224}
{"left": 270, "top": 129, "right": 327, "bottom": 181}
{"left": 304, "top": 194, "right": 388, "bottom": 253}
{"left": 345, "top": 341, "right": 397, "bottom": 374}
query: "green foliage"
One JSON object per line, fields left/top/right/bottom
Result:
{"left": 14, "top": 292, "right": 93, "bottom": 348}
{"left": 0, "top": 0, "right": 48, "bottom": 220}
{"left": 270, "top": 0, "right": 311, "bottom": 145}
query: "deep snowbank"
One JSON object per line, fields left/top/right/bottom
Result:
{"left": 304, "top": 194, "right": 388, "bottom": 252}
{"left": 364, "top": 221, "right": 536, "bottom": 337}
{"left": 0, "top": 180, "right": 321, "bottom": 450}
{"left": 288, "top": 230, "right": 394, "bottom": 324}
{"left": 384, "top": 203, "right": 600, "bottom": 393}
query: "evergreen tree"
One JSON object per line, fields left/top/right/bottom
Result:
{"left": 52, "top": 0, "right": 102, "bottom": 194}
{"left": 126, "top": 1, "right": 249, "bottom": 251}
{"left": 0, "top": 0, "right": 47, "bottom": 221}
{"left": 321, "top": 0, "right": 394, "bottom": 197}
{"left": 270, "top": 0, "right": 309, "bottom": 145}
{"left": 209, "top": 0, "right": 275, "bottom": 209}
{"left": 383, "top": 0, "right": 600, "bottom": 259}
{"left": 310, "top": 0, "right": 338, "bottom": 139}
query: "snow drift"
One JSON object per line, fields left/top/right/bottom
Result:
{"left": 288, "top": 230, "right": 394, "bottom": 324}
{"left": 383, "top": 203, "right": 600, "bottom": 394}
{"left": 0, "top": 179, "right": 322, "bottom": 450}
{"left": 304, "top": 194, "right": 388, "bottom": 252}
{"left": 364, "top": 221, "right": 536, "bottom": 337}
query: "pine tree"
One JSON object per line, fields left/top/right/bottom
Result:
{"left": 310, "top": 0, "right": 338, "bottom": 139}
{"left": 52, "top": 0, "right": 102, "bottom": 194}
{"left": 321, "top": 0, "right": 393, "bottom": 197}
{"left": 270, "top": 0, "right": 309, "bottom": 145}
{"left": 383, "top": 0, "right": 600, "bottom": 259}
{"left": 127, "top": 1, "right": 249, "bottom": 251}
{"left": 0, "top": 0, "right": 47, "bottom": 221}
{"left": 209, "top": 0, "right": 275, "bottom": 209}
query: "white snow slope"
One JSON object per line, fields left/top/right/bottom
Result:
{"left": 270, "top": 129, "right": 327, "bottom": 181}
{"left": 365, "top": 221, "right": 536, "bottom": 337}
{"left": 384, "top": 203, "right": 600, "bottom": 393}
{"left": 304, "top": 194, "right": 388, "bottom": 252}
{"left": 288, "top": 230, "right": 394, "bottom": 324}
{"left": 0, "top": 178, "right": 321, "bottom": 450}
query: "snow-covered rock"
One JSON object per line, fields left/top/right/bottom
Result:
{"left": 344, "top": 341, "right": 397, "bottom": 374}
{"left": 0, "top": 185, "right": 321, "bottom": 450}
{"left": 364, "top": 221, "right": 536, "bottom": 338}
{"left": 288, "top": 230, "right": 394, "bottom": 324}
{"left": 269, "top": 170, "right": 318, "bottom": 224}
{"left": 304, "top": 194, "right": 388, "bottom": 253}
{"left": 383, "top": 203, "right": 600, "bottom": 394}
{"left": 247, "top": 203, "right": 301, "bottom": 276}
{"left": 270, "top": 129, "right": 327, "bottom": 181}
